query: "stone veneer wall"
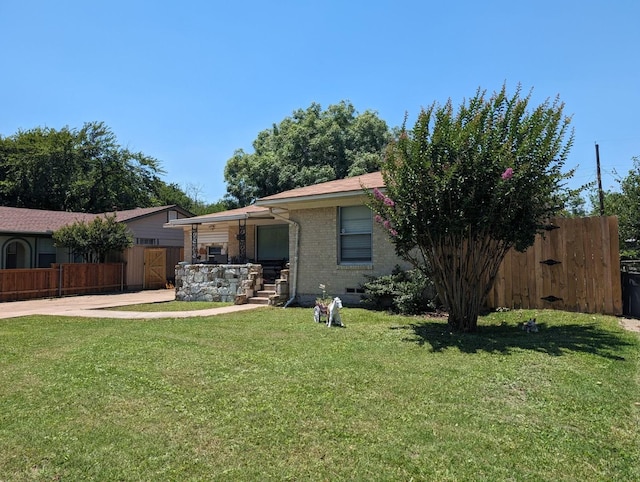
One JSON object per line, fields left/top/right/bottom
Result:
{"left": 175, "top": 263, "right": 263, "bottom": 303}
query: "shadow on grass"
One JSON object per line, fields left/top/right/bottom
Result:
{"left": 393, "top": 320, "right": 632, "bottom": 359}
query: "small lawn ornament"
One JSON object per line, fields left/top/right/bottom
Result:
{"left": 313, "top": 303, "right": 328, "bottom": 323}
{"left": 327, "top": 297, "right": 344, "bottom": 327}
{"left": 522, "top": 318, "right": 538, "bottom": 333}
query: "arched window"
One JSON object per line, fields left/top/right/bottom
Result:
{"left": 3, "top": 239, "right": 31, "bottom": 269}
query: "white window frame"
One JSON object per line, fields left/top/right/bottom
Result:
{"left": 338, "top": 205, "right": 373, "bottom": 264}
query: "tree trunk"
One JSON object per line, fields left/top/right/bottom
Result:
{"left": 428, "top": 232, "right": 509, "bottom": 333}
{"left": 447, "top": 289, "right": 483, "bottom": 332}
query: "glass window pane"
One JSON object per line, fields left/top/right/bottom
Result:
{"left": 339, "top": 206, "right": 372, "bottom": 263}
{"left": 257, "top": 225, "right": 289, "bottom": 261}
{"left": 340, "top": 205, "right": 372, "bottom": 234}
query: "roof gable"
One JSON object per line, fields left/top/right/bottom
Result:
{"left": 256, "top": 171, "right": 384, "bottom": 206}
{"left": 113, "top": 205, "right": 191, "bottom": 222}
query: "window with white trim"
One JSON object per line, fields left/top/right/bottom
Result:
{"left": 339, "top": 205, "right": 372, "bottom": 264}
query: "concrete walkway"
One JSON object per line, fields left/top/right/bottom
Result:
{"left": 0, "top": 290, "right": 266, "bottom": 319}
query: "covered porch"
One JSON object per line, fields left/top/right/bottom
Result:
{"left": 164, "top": 206, "right": 296, "bottom": 301}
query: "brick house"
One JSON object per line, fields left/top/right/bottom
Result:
{"left": 165, "top": 172, "right": 410, "bottom": 305}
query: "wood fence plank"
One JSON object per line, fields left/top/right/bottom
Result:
{"left": 490, "top": 257, "right": 505, "bottom": 308}
{"left": 591, "top": 217, "right": 605, "bottom": 313}
{"left": 503, "top": 249, "right": 514, "bottom": 308}
{"left": 539, "top": 225, "right": 553, "bottom": 310}
{"left": 576, "top": 218, "right": 589, "bottom": 312}
{"left": 547, "top": 220, "right": 565, "bottom": 311}
{"left": 534, "top": 235, "right": 544, "bottom": 309}
{"left": 557, "top": 218, "right": 569, "bottom": 311}
{"left": 600, "top": 217, "right": 614, "bottom": 314}
{"left": 524, "top": 241, "right": 538, "bottom": 309}
{"left": 564, "top": 218, "right": 579, "bottom": 312}
{"left": 609, "top": 217, "right": 623, "bottom": 315}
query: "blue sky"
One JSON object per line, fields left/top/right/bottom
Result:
{"left": 1, "top": 0, "right": 638, "bottom": 205}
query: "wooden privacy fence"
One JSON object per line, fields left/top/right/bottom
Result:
{"left": 0, "top": 263, "right": 125, "bottom": 302}
{"left": 487, "top": 216, "right": 622, "bottom": 315}
{"left": 121, "top": 246, "right": 183, "bottom": 291}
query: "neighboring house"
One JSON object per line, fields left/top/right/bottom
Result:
{"left": 164, "top": 172, "right": 410, "bottom": 305}
{"left": 0, "top": 205, "right": 192, "bottom": 290}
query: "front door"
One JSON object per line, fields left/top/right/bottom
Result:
{"left": 144, "top": 248, "right": 166, "bottom": 289}
{"left": 256, "top": 225, "right": 289, "bottom": 282}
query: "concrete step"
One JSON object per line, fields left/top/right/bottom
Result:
{"left": 256, "top": 290, "right": 276, "bottom": 297}
{"left": 248, "top": 297, "right": 271, "bottom": 305}
{"left": 263, "top": 283, "right": 276, "bottom": 291}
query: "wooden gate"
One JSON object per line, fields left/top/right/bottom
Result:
{"left": 144, "top": 248, "right": 167, "bottom": 289}
{"left": 487, "top": 216, "right": 622, "bottom": 315}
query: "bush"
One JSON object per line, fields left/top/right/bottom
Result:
{"left": 361, "top": 266, "right": 438, "bottom": 315}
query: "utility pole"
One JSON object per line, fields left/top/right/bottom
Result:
{"left": 595, "top": 143, "right": 605, "bottom": 216}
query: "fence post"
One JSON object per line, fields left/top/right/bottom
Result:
{"left": 121, "top": 263, "right": 124, "bottom": 292}
{"left": 58, "top": 264, "right": 63, "bottom": 298}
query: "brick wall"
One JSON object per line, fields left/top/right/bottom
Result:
{"left": 289, "top": 206, "right": 410, "bottom": 305}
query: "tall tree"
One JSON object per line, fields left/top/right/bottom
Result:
{"left": 0, "top": 122, "right": 166, "bottom": 212}
{"left": 369, "top": 85, "right": 573, "bottom": 332}
{"left": 223, "top": 101, "right": 391, "bottom": 207}
{"left": 77, "top": 122, "right": 164, "bottom": 212}
{"left": 0, "top": 126, "right": 81, "bottom": 210}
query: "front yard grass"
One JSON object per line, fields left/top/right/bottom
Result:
{"left": 107, "top": 300, "right": 233, "bottom": 312}
{"left": 0, "top": 307, "right": 638, "bottom": 481}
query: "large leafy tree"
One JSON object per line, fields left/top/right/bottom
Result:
{"left": 591, "top": 156, "right": 640, "bottom": 258}
{"left": 0, "top": 122, "right": 182, "bottom": 212}
{"left": 77, "top": 122, "right": 163, "bottom": 212}
{"left": 369, "top": 85, "right": 573, "bottom": 332}
{"left": 0, "top": 125, "right": 81, "bottom": 210}
{"left": 223, "top": 101, "right": 391, "bottom": 207}
{"left": 52, "top": 214, "right": 133, "bottom": 263}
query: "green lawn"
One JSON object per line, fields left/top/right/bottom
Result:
{"left": 107, "top": 300, "right": 233, "bottom": 312}
{"left": 1, "top": 307, "right": 638, "bottom": 481}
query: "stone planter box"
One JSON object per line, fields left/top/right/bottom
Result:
{"left": 175, "top": 263, "right": 263, "bottom": 303}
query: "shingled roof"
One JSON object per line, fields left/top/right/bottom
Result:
{"left": 0, "top": 205, "right": 185, "bottom": 235}
{"left": 256, "top": 171, "right": 384, "bottom": 205}
{"left": 164, "top": 173, "right": 385, "bottom": 227}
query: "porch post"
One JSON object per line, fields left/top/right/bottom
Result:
{"left": 191, "top": 224, "right": 199, "bottom": 263}
{"left": 237, "top": 219, "right": 246, "bottom": 262}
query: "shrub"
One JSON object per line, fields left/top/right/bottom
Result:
{"left": 361, "top": 266, "right": 438, "bottom": 315}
